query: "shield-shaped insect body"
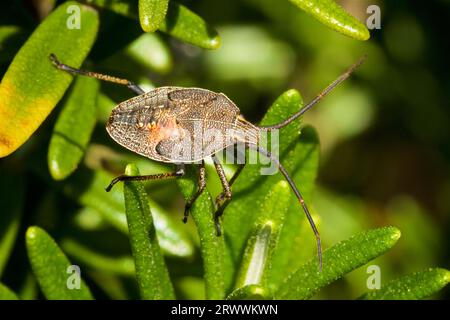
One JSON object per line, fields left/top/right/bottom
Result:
{"left": 106, "top": 87, "right": 260, "bottom": 164}
{"left": 50, "top": 52, "right": 366, "bottom": 271}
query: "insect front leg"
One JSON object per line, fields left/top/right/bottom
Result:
{"left": 105, "top": 164, "right": 185, "bottom": 192}
{"left": 49, "top": 54, "right": 145, "bottom": 95}
{"left": 183, "top": 160, "right": 206, "bottom": 223}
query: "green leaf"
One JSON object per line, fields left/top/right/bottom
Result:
{"left": 25, "top": 226, "right": 94, "bottom": 300}
{"left": 177, "top": 165, "right": 226, "bottom": 299}
{"left": 275, "top": 226, "right": 401, "bottom": 299}
{"left": 268, "top": 126, "right": 320, "bottom": 289}
{"left": 234, "top": 181, "right": 290, "bottom": 290}
{"left": 85, "top": 0, "right": 220, "bottom": 49}
{"left": 0, "top": 171, "right": 24, "bottom": 277}
{"left": 159, "top": 1, "right": 220, "bottom": 49}
{"left": 223, "top": 89, "right": 304, "bottom": 266}
{"left": 139, "top": 0, "right": 169, "bottom": 32}
{"left": 0, "top": 2, "right": 99, "bottom": 157}
{"left": 361, "top": 268, "right": 450, "bottom": 300}
{"left": 226, "top": 284, "right": 271, "bottom": 300}
{"left": 0, "top": 283, "right": 19, "bottom": 300}
{"left": 63, "top": 167, "right": 194, "bottom": 257}
{"left": 48, "top": 76, "right": 100, "bottom": 180}
{"left": 123, "top": 163, "right": 174, "bottom": 299}
{"left": 288, "top": 0, "right": 370, "bottom": 41}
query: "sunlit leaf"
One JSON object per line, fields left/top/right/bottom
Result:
{"left": 234, "top": 181, "right": 290, "bottom": 291}
{"left": 25, "top": 226, "right": 94, "bottom": 300}
{"left": 275, "top": 226, "right": 401, "bottom": 299}
{"left": 48, "top": 76, "right": 99, "bottom": 180}
{"left": 361, "top": 268, "right": 450, "bottom": 300}
{"left": 123, "top": 163, "right": 174, "bottom": 299}
{"left": 223, "top": 89, "right": 306, "bottom": 271}
{"left": 288, "top": 0, "right": 370, "bottom": 40}
{"left": 0, "top": 2, "right": 99, "bottom": 157}
{"left": 177, "top": 165, "right": 226, "bottom": 299}
{"left": 85, "top": 0, "right": 220, "bottom": 49}
{"left": 139, "top": 0, "right": 169, "bottom": 32}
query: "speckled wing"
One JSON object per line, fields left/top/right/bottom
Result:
{"left": 156, "top": 88, "right": 259, "bottom": 162}
{"left": 106, "top": 87, "right": 259, "bottom": 164}
{"left": 106, "top": 87, "right": 176, "bottom": 162}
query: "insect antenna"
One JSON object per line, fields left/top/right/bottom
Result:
{"left": 248, "top": 144, "right": 323, "bottom": 271}
{"left": 260, "top": 55, "right": 366, "bottom": 131}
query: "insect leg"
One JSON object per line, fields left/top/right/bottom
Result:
{"left": 183, "top": 160, "right": 206, "bottom": 223}
{"left": 211, "top": 155, "right": 233, "bottom": 236}
{"left": 215, "top": 145, "right": 247, "bottom": 205}
{"left": 49, "top": 54, "right": 145, "bottom": 95}
{"left": 248, "top": 144, "right": 323, "bottom": 271}
{"left": 213, "top": 148, "right": 247, "bottom": 235}
{"left": 105, "top": 165, "right": 185, "bottom": 192}
{"left": 212, "top": 154, "right": 232, "bottom": 206}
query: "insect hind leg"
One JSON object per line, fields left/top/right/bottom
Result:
{"left": 49, "top": 54, "right": 145, "bottom": 95}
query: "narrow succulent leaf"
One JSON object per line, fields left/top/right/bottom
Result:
{"left": 0, "top": 172, "right": 24, "bottom": 276}
{"left": 139, "top": 0, "right": 169, "bottom": 32}
{"left": 177, "top": 165, "right": 226, "bottom": 299}
{"left": 85, "top": 0, "right": 220, "bottom": 49}
{"left": 158, "top": 1, "right": 220, "bottom": 49}
{"left": 0, "top": 2, "right": 99, "bottom": 157}
{"left": 123, "top": 164, "right": 174, "bottom": 299}
{"left": 361, "top": 268, "right": 450, "bottom": 300}
{"left": 223, "top": 89, "right": 303, "bottom": 267}
{"left": 25, "top": 226, "right": 94, "bottom": 300}
{"left": 288, "top": 0, "right": 370, "bottom": 40}
{"left": 268, "top": 126, "right": 320, "bottom": 289}
{"left": 275, "top": 226, "right": 401, "bottom": 299}
{"left": 235, "top": 181, "right": 290, "bottom": 290}
{"left": 48, "top": 76, "right": 99, "bottom": 180}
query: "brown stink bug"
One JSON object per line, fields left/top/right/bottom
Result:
{"left": 50, "top": 53, "right": 366, "bottom": 270}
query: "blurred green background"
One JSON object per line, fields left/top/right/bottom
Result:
{"left": 0, "top": 0, "right": 449, "bottom": 299}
